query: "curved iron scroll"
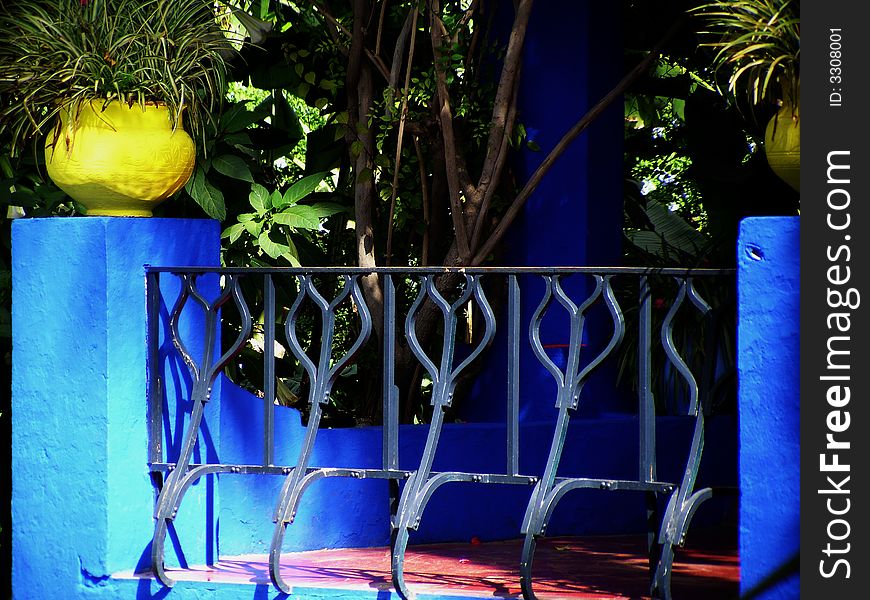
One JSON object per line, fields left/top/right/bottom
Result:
{"left": 519, "top": 274, "right": 625, "bottom": 600}
{"left": 269, "top": 274, "right": 372, "bottom": 593}
{"left": 391, "top": 274, "right": 496, "bottom": 600}
{"left": 651, "top": 277, "right": 715, "bottom": 600}
{"left": 151, "top": 274, "right": 252, "bottom": 586}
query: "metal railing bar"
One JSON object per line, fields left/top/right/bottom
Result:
{"left": 661, "top": 279, "right": 702, "bottom": 416}
{"left": 148, "top": 462, "right": 546, "bottom": 486}
{"left": 383, "top": 274, "right": 399, "bottom": 471}
{"left": 507, "top": 274, "right": 520, "bottom": 476}
{"left": 638, "top": 276, "right": 656, "bottom": 483}
{"left": 146, "top": 265, "right": 734, "bottom": 276}
{"left": 570, "top": 276, "right": 624, "bottom": 401}
{"left": 146, "top": 271, "right": 163, "bottom": 466}
{"left": 263, "top": 273, "right": 276, "bottom": 466}
{"left": 637, "top": 275, "right": 661, "bottom": 581}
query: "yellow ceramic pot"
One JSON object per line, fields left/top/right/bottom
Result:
{"left": 45, "top": 101, "right": 195, "bottom": 216}
{"left": 764, "top": 102, "right": 800, "bottom": 192}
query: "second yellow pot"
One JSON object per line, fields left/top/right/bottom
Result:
{"left": 764, "top": 103, "right": 800, "bottom": 192}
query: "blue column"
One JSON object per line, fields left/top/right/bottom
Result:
{"left": 737, "top": 216, "right": 800, "bottom": 598}
{"left": 12, "top": 218, "right": 219, "bottom": 597}
{"left": 506, "top": 0, "right": 624, "bottom": 271}
{"left": 464, "top": 0, "right": 624, "bottom": 422}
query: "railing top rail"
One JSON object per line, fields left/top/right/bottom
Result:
{"left": 145, "top": 265, "right": 735, "bottom": 276}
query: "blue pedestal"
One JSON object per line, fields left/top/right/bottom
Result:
{"left": 11, "top": 218, "right": 220, "bottom": 598}
{"left": 737, "top": 216, "right": 800, "bottom": 598}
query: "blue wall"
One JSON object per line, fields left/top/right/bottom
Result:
{"left": 12, "top": 218, "right": 220, "bottom": 598}
{"left": 737, "top": 216, "right": 800, "bottom": 598}
{"left": 216, "top": 373, "right": 736, "bottom": 557}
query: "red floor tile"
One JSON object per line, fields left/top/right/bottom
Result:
{"left": 154, "top": 533, "right": 738, "bottom": 599}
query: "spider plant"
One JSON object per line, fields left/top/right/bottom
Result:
{"left": 692, "top": 0, "right": 800, "bottom": 108}
{"left": 0, "top": 0, "right": 238, "bottom": 154}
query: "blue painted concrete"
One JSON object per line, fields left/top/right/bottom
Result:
{"left": 737, "top": 216, "right": 800, "bottom": 598}
{"left": 217, "top": 369, "right": 736, "bottom": 556}
{"left": 463, "top": 0, "right": 626, "bottom": 423}
{"left": 12, "top": 218, "right": 220, "bottom": 599}
{"left": 507, "top": 0, "right": 624, "bottom": 271}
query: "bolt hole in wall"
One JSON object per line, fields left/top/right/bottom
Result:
{"left": 746, "top": 245, "right": 765, "bottom": 261}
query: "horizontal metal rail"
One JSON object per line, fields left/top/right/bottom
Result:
{"left": 146, "top": 264, "right": 733, "bottom": 276}
{"left": 145, "top": 266, "right": 734, "bottom": 600}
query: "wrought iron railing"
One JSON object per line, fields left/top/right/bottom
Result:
{"left": 145, "top": 266, "right": 734, "bottom": 600}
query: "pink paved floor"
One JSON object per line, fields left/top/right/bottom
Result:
{"left": 147, "top": 532, "right": 739, "bottom": 598}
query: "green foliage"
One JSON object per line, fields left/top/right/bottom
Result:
{"left": 180, "top": 90, "right": 304, "bottom": 219}
{"left": 0, "top": 0, "right": 238, "bottom": 153}
{"left": 222, "top": 173, "right": 345, "bottom": 266}
{"left": 0, "top": 151, "right": 81, "bottom": 216}
{"left": 625, "top": 193, "right": 711, "bottom": 263}
{"left": 692, "top": 0, "right": 800, "bottom": 105}
{"left": 624, "top": 55, "right": 715, "bottom": 263}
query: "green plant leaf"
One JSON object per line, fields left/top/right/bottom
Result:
{"left": 249, "top": 184, "right": 269, "bottom": 215}
{"left": 272, "top": 205, "right": 321, "bottom": 230}
{"left": 278, "top": 172, "right": 328, "bottom": 207}
{"left": 8, "top": 189, "right": 40, "bottom": 208}
{"left": 282, "top": 235, "right": 301, "bottom": 266}
{"left": 190, "top": 169, "right": 226, "bottom": 220}
{"left": 308, "top": 202, "right": 347, "bottom": 219}
{"left": 350, "top": 140, "right": 364, "bottom": 159}
{"left": 221, "top": 222, "right": 246, "bottom": 243}
{"left": 644, "top": 200, "right": 708, "bottom": 256}
{"left": 0, "top": 0, "right": 236, "bottom": 154}
{"left": 626, "top": 230, "right": 669, "bottom": 257}
{"left": 222, "top": 98, "right": 272, "bottom": 133}
{"left": 258, "top": 230, "right": 290, "bottom": 259}
{"left": 212, "top": 154, "right": 254, "bottom": 182}
{"left": 249, "top": 58, "right": 301, "bottom": 89}
{"left": 243, "top": 219, "right": 263, "bottom": 237}
{"left": 272, "top": 91, "right": 303, "bottom": 143}
{"left": 223, "top": 132, "right": 252, "bottom": 148}
{"left": 673, "top": 98, "right": 686, "bottom": 122}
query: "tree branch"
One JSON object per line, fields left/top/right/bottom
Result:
{"left": 471, "top": 15, "right": 688, "bottom": 265}
{"left": 413, "top": 135, "right": 432, "bottom": 266}
{"left": 374, "top": 0, "right": 389, "bottom": 57}
{"left": 385, "top": 8, "right": 416, "bottom": 118}
{"left": 448, "top": 0, "right": 480, "bottom": 45}
{"left": 476, "top": 0, "right": 533, "bottom": 196}
{"left": 348, "top": 0, "right": 384, "bottom": 338}
{"left": 385, "top": 7, "right": 420, "bottom": 265}
{"left": 429, "top": 1, "right": 471, "bottom": 263}
{"left": 470, "top": 66, "right": 520, "bottom": 251}
{"left": 311, "top": 0, "right": 391, "bottom": 80}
